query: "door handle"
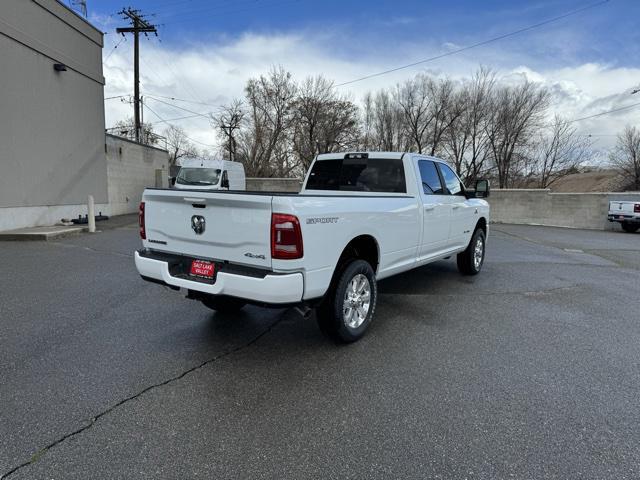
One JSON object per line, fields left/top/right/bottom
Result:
{"left": 424, "top": 205, "right": 435, "bottom": 211}
{"left": 452, "top": 205, "right": 461, "bottom": 210}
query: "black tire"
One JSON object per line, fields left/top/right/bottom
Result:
{"left": 316, "top": 259, "right": 377, "bottom": 343}
{"left": 457, "top": 228, "right": 486, "bottom": 276}
{"left": 621, "top": 223, "right": 639, "bottom": 233}
{"left": 201, "top": 295, "right": 246, "bottom": 313}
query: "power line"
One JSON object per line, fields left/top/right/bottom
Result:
{"left": 155, "top": 112, "right": 214, "bottom": 123}
{"left": 103, "top": 36, "right": 126, "bottom": 62}
{"left": 139, "top": 54, "right": 177, "bottom": 94}
{"left": 144, "top": 102, "right": 217, "bottom": 147}
{"left": 145, "top": 40, "right": 208, "bottom": 106}
{"left": 335, "top": 0, "right": 610, "bottom": 87}
{"left": 144, "top": 93, "right": 221, "bottom": 108}
{"left": 145, "top": 95, "right": 215, "bottom": 118}
{"left": 566, "top": 101, "right": 640, "bottom": 124}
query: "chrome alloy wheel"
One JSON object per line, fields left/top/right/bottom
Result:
{"left": 473, "top": 235, "right": 484, "bottom": 270}
{"left": 343, "top": 274, "right": 371, "bottom": 328}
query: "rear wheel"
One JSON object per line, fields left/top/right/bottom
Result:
{"left": 316, "top": 259, "right": 377, "bottom": 343}
{"left": 457, "top": 228, "right": 486, "bottom": 275}
{"left": 201, "top": 295, "right": 246, "bottom": 313}
{"left": 621, "top": 222, "right": 639, "bottom": 233}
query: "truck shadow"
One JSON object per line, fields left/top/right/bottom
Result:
{"left": 378, "top": 260, "right": 471, "bottom": 296}
{"left": 195, "top": 260, "right": 474, "bottom": 347}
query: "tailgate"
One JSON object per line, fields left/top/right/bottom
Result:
{"left": 609, "top": 201, "right": 635, "bottom": 214}
{"left": 142, "top": 189, "right": 273, "bottom": 269}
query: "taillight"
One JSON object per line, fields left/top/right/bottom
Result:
{"left": 271, "top": 213, "right": 303, "bottom": 259}
{"left": 635, "top": 204, "right": 640, "bottom": 213}
{"left": 139, "top": 202, "right": 146, "bottom": 239}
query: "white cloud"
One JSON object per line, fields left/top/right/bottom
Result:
{"left": 102, "top": 31, "right": 640, "bottom": 154}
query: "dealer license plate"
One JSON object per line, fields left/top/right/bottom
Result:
{"left": 190, "top": 259, "right": 215, "bottom": 279}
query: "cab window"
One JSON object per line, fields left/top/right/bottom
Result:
{"left": 306, "top": 158, "right": 406, "bottom": 193}
{"left": 418, "top": 160, "right": 444, "bottom": 195}
{"left": 437, "top": 163, "right": 464, "bottom": 196}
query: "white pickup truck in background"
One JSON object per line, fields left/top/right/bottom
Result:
{"left": 135, "top": 152, "right": 491, "bottom": 342}
{"left": 608, "top": 200, "right": 640, "bottom": 233}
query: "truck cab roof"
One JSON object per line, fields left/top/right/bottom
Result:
{"left": 315, "top": 152, "right": 448, "bottom": 164}
{"left": 316, "top": 152, "right": 406, "bottom": 161}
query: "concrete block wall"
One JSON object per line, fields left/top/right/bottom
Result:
{"left": 243, "top": 183, "right": 640, "bottom": 231}
{"left": 106, "top": 135, "right": 169, "bottom": 215}
{"left": 246, "top": 178, "right": 302, "bottom": 192}
{"left": 489, "top": 189, "right": 640, "bottom": 230}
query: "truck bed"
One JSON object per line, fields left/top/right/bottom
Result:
{"left": 140, "top": 187, "right": 421, "bottom": 300}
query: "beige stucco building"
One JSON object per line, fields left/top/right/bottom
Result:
{"left": 0, "top": 0, "right": 168, "bottom": 231}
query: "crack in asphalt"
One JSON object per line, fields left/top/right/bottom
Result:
{"left": 0, "top": 316, "right": 284, "bottom": 479}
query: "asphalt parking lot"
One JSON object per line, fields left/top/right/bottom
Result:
{"left": 1, "top": 219, "right": 639, "bottom": 479}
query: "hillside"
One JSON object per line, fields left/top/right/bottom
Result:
{"left": 549, "top": 169, "right": 624, "bottom": 193}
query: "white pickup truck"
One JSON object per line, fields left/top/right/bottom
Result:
{"left": 135, "top": 152, "right": 490, "bottom": 342}
{"left": 608, "top": 200, "right": 640, "bottom": 233}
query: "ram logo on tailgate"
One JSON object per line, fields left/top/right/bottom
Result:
{"left": 191, "top": 215, "right": 206, "bottom": 235}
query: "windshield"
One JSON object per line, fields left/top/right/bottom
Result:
{"left": 176, "top": 168, "right": 221, "bottom": 186}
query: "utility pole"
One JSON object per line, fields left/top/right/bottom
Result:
{"left": 116, "top": 9, "right": 156, "bottom": 143}
{"left": 221, "top": 113, "right": 241, "bottom": 161}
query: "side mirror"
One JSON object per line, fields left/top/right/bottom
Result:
{"left": 170, "top": 177, "right": 176, "bottom": 187}
{"left": 475, "top": 179, "right": 490, "bottom": 198}
{"left": 221, "top": 178, "right": 230, "bottom": 189}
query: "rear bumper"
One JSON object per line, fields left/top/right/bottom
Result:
{"left": 608, "top": 214, "right": 640, "bottom": 223}
{"left": 134, "top": 250, "right": 304, "bottom": 304}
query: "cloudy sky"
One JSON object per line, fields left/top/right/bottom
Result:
{"left": 84, "top": 0, "right": 640, "bottom": 156}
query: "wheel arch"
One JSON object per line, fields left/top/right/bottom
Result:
{"left": 335, "top": 234, "right": 380, "bottom": 274}
{"left": 476, "top": 217, "right": 487, "bottom": 235}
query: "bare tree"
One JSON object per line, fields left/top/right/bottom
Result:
{"left": 485, "top": 81, "right": 550, "bottom": 188}
{"left": 530, "top": 115, "right": 593, "bottom": 188}
{"left": 443, "top": 67, "right": 496, "bottom": 183}
{"left": 238, "top": 66, "right": 298, "bottom": 177}
{"left": 369, "top": 90, "right": 404, "bottom": 151}
{"left": 112, "top": 116, "right": 157, "bottom": 145}
{"left": 395, "top": 75, "right": 432, "bottom": 154}
{"left": 360, "top": 92, "right": 375, "bottom": 150}
{"left": 426, "top": 78, "right": 464, "bottom": 156}
{"left": 163, "top": 125, "right": 198, "bottom": 166}
{"left": 610, "top": 125, "right": 640, "bottom": 190}
{"left": 211, "top": 99, "right": 245, "bottom": 161}
{"left": 292, "top": 75, "right": 359, "bottom": 170}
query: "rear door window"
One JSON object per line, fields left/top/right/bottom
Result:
{"left": 306, "top": 158, "right": 406, "bottom": 193}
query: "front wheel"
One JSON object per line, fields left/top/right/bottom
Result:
{"left": 201, "top": 295, "right": 246, "bottom": 313}
{"left": 316, "top": 259, "right": 377, "bottom": 343}
{"left": 621, "top": 222, "right": 639, "bottom": 233}
{"left": 457, "top": 229, "right": 486, "bottom": 275}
